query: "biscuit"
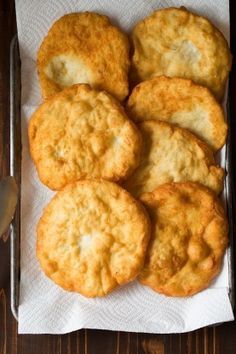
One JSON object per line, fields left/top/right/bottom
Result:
{"left": 37, "top": 180, "right": 150, "bottom": 297}
{"left": 139, "top": 182, "right": 228, "bottom": 297}
{"left": 28, "top": 84, "right": 142, "bottom": 190}
{"left": 131, "top": 7, "right": 231, "bottom": 100}
{"left": 37, "top": 12, "right": 130, "bottom": 101}
{"left": 126, "top": 76, "right": 227, "bottom": 151}
{"left": 123, "top": 121, "right": 224, "bottom": 197}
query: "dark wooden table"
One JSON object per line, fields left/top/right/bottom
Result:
{"left": 1, "top": 1, "right": 236, "bottom": 353}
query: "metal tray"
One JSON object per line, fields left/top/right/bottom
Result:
{"left": 9, "top": 35, "right": 235, "bottom": 322}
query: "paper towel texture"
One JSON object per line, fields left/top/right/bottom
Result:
{"left": 15, "top": 0, "right": 234, "bottom": 334}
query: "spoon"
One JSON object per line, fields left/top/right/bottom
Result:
{"left": 0, "top": 176, "right": 18, "bottom": 237}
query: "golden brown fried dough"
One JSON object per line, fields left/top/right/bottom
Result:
{"left": 37, "top": 180, "right": 150, "bottom": 297}
{"left": 28, "top": 84, "right": 142, "bottom": 190}
{"left": 126, "top": 76, "right": 227, "bottom": 151}
{"left": 131, "top": 7, "right": 231, "bottom": 100}
{"left": 139, "top": 182, "right": 228, "bottom": 297}
{"left": 37, "top": 12, "right": 130, "bottom": 101}
{"left": 123, "top": 121, "right": 224, "bottom": 197}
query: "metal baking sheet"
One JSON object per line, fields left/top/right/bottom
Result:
{"left": 9, "top": 35, "right": 234, "bottom": 323}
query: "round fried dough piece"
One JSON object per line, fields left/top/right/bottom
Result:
{"left": 37, "top": 12, "right": 130, "bottom": 101}
{"left": 123, "top": 121, "right": 224, "bottom": 197}
{"left": 126, "top": 76, "right": 227, "bottom": 151}
{"left": 28, "top": 84, "right": 142, "bottom": 190}
{"left": 131, "top": 7, "right": 231, "bottom": 101}
{"left": 139, "top": 182, "right": 228, "bottom": 297}
{"left": 37, "top": 180, "right": 150, "bottom": 297}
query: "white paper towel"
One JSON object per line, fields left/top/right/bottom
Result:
{"left": 15, "top": 0, "right": 234, "bottom": 334}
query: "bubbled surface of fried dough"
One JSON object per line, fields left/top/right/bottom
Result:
{"left": 139, "top": 182, "right": 228, "bottom": 297}
{"left": 126, "top": 76, "right": 227, "bottom": 151}
{"left": 131, "top": 7, "right": 231, "bottom": 101}
{"left": 37, "top": 12, "right": 130, "bottom": 101}
{"left": 28, "top": 84, "right": 142, "bottom": 190}
{"left": 123, "top": 121, "right": 224, "bottom": 197}
{"left": 37, "top": 180, "right": 150, "bottom": 297}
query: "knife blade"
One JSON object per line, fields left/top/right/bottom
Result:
{"left": 0, "top": 176, "right": 18, "bottom": 237}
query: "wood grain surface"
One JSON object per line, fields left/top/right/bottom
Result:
{"left": 0, "top": 1, "right": 236, "bottom": 353}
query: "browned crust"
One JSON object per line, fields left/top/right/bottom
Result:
{"left": 28, "top": 84, "right": 142, "bottom": 190}
{"left": 37, "top": 12, "right": 130, "bottom": 101}
{"left": 126, "top": 76, "right": 227, "bottom": 151}
{"left": 36, "top": 179, "right": 151, "bottom": 297}
{"left": 131, "top": 7, "right": 232, "bottom": 101}
{"left": 139, "top": 182, "right": 228, "bottom": 297}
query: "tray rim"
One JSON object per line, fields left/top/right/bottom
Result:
{"left": 9, "top": 34, "right": 235, "bottom": 324}
{"left": 10, "top": 35, "right": 21, "bottom": 321}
